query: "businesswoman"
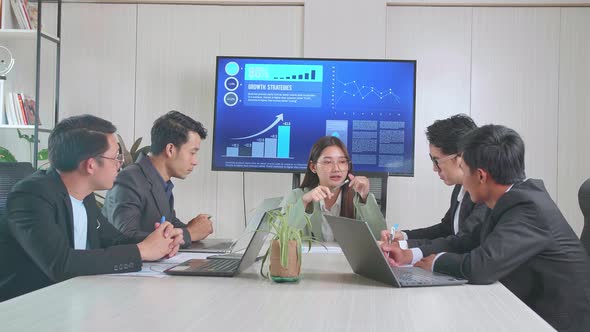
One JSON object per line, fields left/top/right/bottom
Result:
{"left": 281, "top": 136, "right": 386, "bottom": 241}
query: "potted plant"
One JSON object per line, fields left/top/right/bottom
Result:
{"left": 0, "top": 146, "right": 17, "bottom": 162}
{"left": 260, "top": 204, "right": 324, "bottom": 282}
{"left": 15, "top": 129, "right": 49, "bottom": 167}
{"left": 0, "top": 131, "right": 49, "bottom": 166}
{"left": 117, "top": 134, "right": 150, "bottom": 168}
{"left": 94, "top": 135, "right": 149, "bottom": 208}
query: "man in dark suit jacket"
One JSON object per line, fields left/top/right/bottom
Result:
{"left": 0, "top": 115, "right": 184, "bottom": 302}
{"left": 382, "top": 115, "right": 488, "bottom": 263}
{"left": 386, "top": 125, "right": 590, "bottom": 331}
{"left": 102, "top": 111, "right": 213, "bottom": 246}
{"left": 401, "top": 185, "right": 487, "bottom": 256}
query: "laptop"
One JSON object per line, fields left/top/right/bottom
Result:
{"left": 180, "top": 196, "right": 282, "bottom": 253}
{"left": 325, "top": 215, "right": 467, "bottom": 287}
{"left": 164, "top": 208, "right": 274, "bottom": 277}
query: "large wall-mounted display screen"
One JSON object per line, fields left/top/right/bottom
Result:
{"left": 212, "top": 56, "right": 416, "bottom": 176}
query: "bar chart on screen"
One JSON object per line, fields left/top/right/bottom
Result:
{"left": 225, "top": 115, "right": 291, "bottom": 159}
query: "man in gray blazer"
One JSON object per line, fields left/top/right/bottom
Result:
{"left": 102, "top": 111, "right": 213, "bottom": 247}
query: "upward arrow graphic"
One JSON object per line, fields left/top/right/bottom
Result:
{"left": 232, "top": 114, "right": 284, "bottom": 140}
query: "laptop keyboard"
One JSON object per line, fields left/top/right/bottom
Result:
{"left": 195, "top": 259, "right": 240, "bottom": 272}
{"left": 206, "top": 243, "right": 233, "bottom": 250}
{"left": 395, "top": 267, "right": 460, "bottom": 286}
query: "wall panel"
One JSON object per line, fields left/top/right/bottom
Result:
{"left": 557, "top": 8, "right": 590, "bottom": 234}
{"left": 60, "top": 4, "right": 137, "bottom": 143}
{"left": 385, "top": 6, "right": 472, "bottom": 229}
{"left": 135, "top": 5, "right": 303, "bottom": 238}
{"left": 470, "top": 7, "right": 560, "bottom": 199}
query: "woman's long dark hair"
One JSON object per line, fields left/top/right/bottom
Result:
{"left": 300, "top": 136, "right": 355, "bottom": 219}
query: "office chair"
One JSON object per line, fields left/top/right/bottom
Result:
{"left": 0, "top": 162, "right": 35, "bottom": 217}
{"left": 579, "top": 178, "right": 590, "bottom": 256}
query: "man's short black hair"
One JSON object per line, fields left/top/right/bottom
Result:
{"left": 150, "top": 111, "right": 208, "bottom": 155}
{"left": 426, "top": 114, "right": 478, "bottom": 155}
{"left": 460, "top": 124, "right": 526, "bottom": 185}
{"left": 48, "top": 114, "right": 117, "bottom": 172}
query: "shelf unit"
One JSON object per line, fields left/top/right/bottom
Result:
{"left": 0, "top": 0, "right": 61, "bottom": 168}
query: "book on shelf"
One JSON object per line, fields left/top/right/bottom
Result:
{"left": 16, "top": 93, "right": 27, "bottom": 124}
{"left": 11, "top": 92, "right": 23, "bottom": 124}
{"left": 3, "top": 93, "right": 15, "bottom": 125}
{"left": 3, "top": 93, "right": 11, "bottom": 125}
{"left": 1, "top": 91, "right": 38, "bottom": 126}
{"left": 22, "top": 94, "right": 37, "bottom": 124}
{"left": 25, "top": 1, "right": 37, "bottom": 29}
{"left": 7, "top": 0, "right": 38, "bottom": 30}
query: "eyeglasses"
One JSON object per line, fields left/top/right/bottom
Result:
{"left": 429, "top": 153, "right": 457, "bottom": 171}
{"left": 97, "top": 153, "right": 124, "bottom": 165}
{"left": 316, "top": 158, "right": 351, "bottom": 169}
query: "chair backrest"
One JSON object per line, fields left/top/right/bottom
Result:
{"left": 579, "top": 178, "right": 590, "bottom": 255}
{"left": 0, "top": 162, "right": 35, "bottom": 217}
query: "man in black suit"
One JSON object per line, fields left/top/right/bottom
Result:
{"left": 385, "top": 125, "right": 590, "bottom": 331}
{"left": 381, "top": 115, "right": 488, "bottom": 264}
{"left": 0, "top": 115, "right": 184, "bottom": 302}
{"left": 102, "top": 111, "right": 213, "bottom": 247}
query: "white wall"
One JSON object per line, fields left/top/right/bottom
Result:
{"left": 557, "top": 8, "right": 590, "bottom": 235}
{"left": 385, "top": 6, "right": 472, "bottom": 230}
{"left": 61, "top": 3, "right": 303, "bottom": 238}
{"left": 60, "top": 1, "right": 590, "bottom": 238}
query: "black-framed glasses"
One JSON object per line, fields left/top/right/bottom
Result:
{"left": 316, "top": 158, "right": 351, "bottom": 169}
{"left": 97, "top": 153, "right": 124, "bottom": 165}
{"left": 429, "top": 153, "right": 457, "bottom": 171}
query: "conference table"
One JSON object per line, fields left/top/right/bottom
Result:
{"left": 0, "top": 252, "right": 555, "bottom": 332}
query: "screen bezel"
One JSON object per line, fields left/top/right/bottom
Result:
{"left": 211, "top": 56, "right": 417, "bottom": 177}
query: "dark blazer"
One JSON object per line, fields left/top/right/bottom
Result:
{"left": 404, "top": 185, "right": 489, "bottom": 256}
{"left": 0, "top": 168, "right": 142, "bottom": 302}
{"left": 102, "top": 153, "right": 191, "bottom": 247}
{"left": 435, "top": 179, "right": 590, "bottom": 332}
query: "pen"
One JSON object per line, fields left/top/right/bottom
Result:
{"left": 389, "top": 223, "right": 399, "bottom": 244}
{"left": 331, "top": 179, "right": 350, "bottom": 192}
{"left": 160, "top": 216, "right": 166, "bottom": 224}
{"left": 389, "top": 226, "right": 394, "bottom": 245}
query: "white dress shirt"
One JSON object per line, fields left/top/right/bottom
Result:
{"left": 70, "top": 195, "right": 88, "bottom": 250}
{"left": 401, "top": 186, "right": 466, "bottom": 265}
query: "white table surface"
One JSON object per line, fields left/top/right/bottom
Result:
{"left": 0, "top": 253, "right": 555, "bottom": 332}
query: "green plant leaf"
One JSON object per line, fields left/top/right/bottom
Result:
{"left": 260, "top": 203, "right": 323, "bottom": 274}
{"left": 16, "top": 129, "right": 38, "bottom": 143}
{"left": 130, "top": 137, "right": 143, "bottom": 155}
{"left": 37, "top": 148, "right": 48, "bottom": 161}
{"left": 132, "top": 146, "right": 150, "bottom": 162}
{"left": 0, "top": 146, "right": 17, "bottom": 162}
{"left": 116, "top": 134, "right": 133, "bottom": 166}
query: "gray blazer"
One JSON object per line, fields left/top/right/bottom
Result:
{"left": 102, "top": 153, "right": 192, "bottom": 247}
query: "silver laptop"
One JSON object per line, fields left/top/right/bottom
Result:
{"left": 180, "top": 196, "right": 282, "bottom": 253}
{"left": 325, "top": 215, "right": 467, "bottom": 287}
{"left": 164, "top": 209, "right": 274, "bottom": 277}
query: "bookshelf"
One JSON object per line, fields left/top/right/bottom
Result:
{"left": 0, "top": 0, "right": 60, "bottom": 168}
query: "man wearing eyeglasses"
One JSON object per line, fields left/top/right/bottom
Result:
{"left": 380, "top": 114, "right": 489, "bottom": 266}
{"left": 102, "top": 111, "right": 213, "bottom": 247}
{"left": 0, "top": 115, "right": 184, "bottom": 301}
{"left": 406, "top": 125, "right": 590, "bottom": 331}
